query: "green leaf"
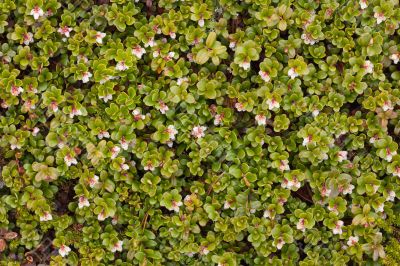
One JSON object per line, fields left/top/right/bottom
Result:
{"left": 45, "top": 132, "right": 58, "bottom": 147}
{"left": 204, "top": 88, "right": 216, "bottom": 99}
{"left": 206, "top": 32, "right": 217, "bottom": 47}
{"left": 195, "top": 49, "right": 210, "bottom": 65}
{"left": 229, "top": 165, "right": 242, "bottom": 178}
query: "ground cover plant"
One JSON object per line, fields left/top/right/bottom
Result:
{"left": 1, "top": 0, "right": 400, "bottom": 265}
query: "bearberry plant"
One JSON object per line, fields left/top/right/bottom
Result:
{"left": 0, "top": 0, "right": 400, "bottom": 265}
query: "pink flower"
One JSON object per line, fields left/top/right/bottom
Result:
{"left": 98, "top": 210, "right": 106, "bottom": 221}
{"left": 301, "top": 33, "right": 317, "bottom": 45}
{"left": 239, "top": 60, "right": 250, "bottom": 70}
{"left": 332, "top": 220, "right": 344, "bottom": 235}
{"left": 199, "top": 246, "right": 209, "bottom": 255}
{"left": 99, "top": 94, "right": 113, "bottom": 102}
{"left": 64, "top": 154, "right": 77, "bottom": 166}
{"left": 390, "top": 53, "right": 400, "bottom": 64}
{"left": 302, "top": 135, "right": 313, "bottom": 146}
{"left": 153, "top": 50, "right": 160, "bottom": 57}
{"left": 120, "top": 137, "right": 129, "bottom": 150}
{"left": 385, "top": 148, "right": 396, "bottom": 162}
{"left": 23, "top": 32, "right": 34, "bottom": 45}
{"left": 347, "top": 236, "right": 359, "bottom": 246}
{"left": 291, "top": 177, "right": 301, "bottom": 189}
{"left": 40, "top": 211, "right": 53, "bottom": 221}
{"left": 328, "top": 204, "right": 339, "bottom": 214}
{"left": 235, "top": 102, "right": 245, "bottom": 112}
{"left": 198, "top": 19, "right": 205, "bottom": 27}
{"left": 95, "top": 32, "right": 106, "bottom": 44}
{"left": 111, "top": 240, "right": 123, "bottom": 253}
{"left": 77, "top": 54, "right": 88, "bottom": 63}
{"left": 288, "top": 68, "right": 299, "bottom": 79}
{"left": 255, "top": 114, "right": 266, "bottom": 126}
{"left": 10, "top": 143, "right": 20, "bottom": 150}
{"left": 342, "top": 184, "right": 355, "bottom": 195}
{"left": 144, "top": 161, "right": 155, "bottom": 171}
{"left": 297, "top": 218, "right": 306, "bottom": 232}
{"left": 81, "top": 71, "right": 92, "bottom": 83}
{"left": 30, "top": 6, "right": 44, "bottom": 20}
{"left": 263, "top": 209, "right": 272, "bottom": 218}
{"left": 275, "top": 238, "right": 285, "bottom": 250}
{"left": 132, "top": 109, "right": 145, "bottom": 121}
{"left": 386, "top": 190, "right": 396, "bottom": 202}
{"left": 121, "top": 163, "right": 129, "bottom": 171}
{"left": 184, "top": 195, "right": 193, "bottom": 204}
{"left": 321, "top": 184, "right": 331, "bottom": 197}
{"left": 374, "top": 203, "right": 384, "bottom": 213}
{"left": 32, "top": 127, "right": 40, "bottom": 136}
{"left": 59, "top": 245, "right": 71, "bottom": 257}
{"left": 259, "top": 70, "right": 270, "bottom": 82}
{"left": 132, "top": 45, "right": 146, "bottom": 59}
{"left": 166, "top": 125, "right": 178, "bottom": 140}
{"left": 27, "top": 85, "right": 37, "bottom": 93}
{"left": 58, "top": 26, "right": 72, "bottom": 37}
{"left": 159, "top": 101, "right": 169, "bottom": 114}
{"left": 337, "top": 151, "right": 348, "bottom": 162}
{"left": 50, "top": 101, "right": 59, "bottom": 112}
{"left": 282, "top": 177, "right": 299, "bottom": 190}
{"left": 266, "top": 98, "right": 280, "bottom": 110}
{"left": 78, "top": 196, "right": 90, "bottom": 209}
{"left": 116, "top": 61, "right": 129, "bottom": 71}
{"left": 171, "top": 200, "right": 182, "bottom": 212}
{"left": 57, "top": 141, "right": 65, "bottom": 149}
{"left": 165, "top": 52, "right": 175, "bottom": 61}
{"left": 110, "top": 146, "right": 120, "bottom": 159}
{"left": 177, "top": 77, "right": 188, "bottom": 86}
{"left": 192, "top": 126, "right": 207, "bottom": 139}
{"left": 89, "top": 175, "right": 99, "bottom": 188}
{"left": 214, "top": 114, "right": 223, "bottom": 125}
{"left": 382, "top": 100, "right": 393, "bottom": 111}
{"left": 279, "top": 160, "right": 290, "bottom": 172}
{"left": 281, "top": 178, "right": 290, "bottom": 189}
{"left": 363, "top": 60, "right": 374, "bottom": 74}
{"left": 223, "top": 201, "right": 232, "bottom": 209}
{"left": 374, "top": 12, "right": 386, "bottom": 24}
{"left": 23, "top": 100, "right": 35, "bottom": 111}
{"left": 145, "top": 37, "right": 155, "bottom": 47}
{"left": 369, "top": 135, "right": 379, "bottom": 144}
{"left": 97, "top": 130, "right": 110, "bottom": 139}
{"left": 152, "top": 25, "right": 161, "bottom": 34}
{"left": 11, "top": 86, "right": 23, "bottom": 96}
{"left": 69, "top": 106, "right": 82, "bottom": 118}
{"left": 1, "top": 101, "right": 9, "bottom": 109}
{"left": 359, "top": 0, "right": 368, "bottom": 9}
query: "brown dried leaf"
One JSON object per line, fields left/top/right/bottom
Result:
{"left": 4, "top": 232, "right": 18, "bottom": 240}
{"left": 25, "top": 255, "right": 34, "bottom": 263}
{"left": 0, "top": 239, "right": 6, "bottom": 252}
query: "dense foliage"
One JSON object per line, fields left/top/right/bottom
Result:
{"left": 1, "top": 0, "right": 400, "bottom": 265}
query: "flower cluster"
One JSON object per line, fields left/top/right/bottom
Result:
{"left": 0, "top": 0, "right": 399, "bottom": 265}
